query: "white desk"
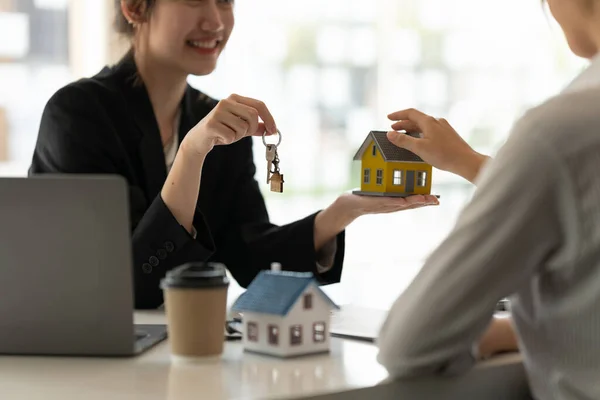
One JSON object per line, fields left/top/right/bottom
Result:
{"left": 0, "top": 311, "right": 526, "bottom": 400}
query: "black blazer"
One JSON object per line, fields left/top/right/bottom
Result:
{"left": 29, "top": 52, "right": 345, "bottom": 309}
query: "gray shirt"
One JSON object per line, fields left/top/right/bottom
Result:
{"left": 376, "top": 54, "right": 600, "bottom": 400}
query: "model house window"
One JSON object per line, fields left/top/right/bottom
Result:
{"left": 268, "top": 325, "right": 279, "bottom": 346}
{"left": 376, "top": 169, "right": 383, "bottom": 185}
{"left": 372, "top": 145, "right": 377, "bottom": 156}
{"left": 417, "top": 171, "right": 428, "bottom": 187}
{"left": 290, "top": 325, "right": 303, "bottom": 346}
{"left": 313, "top": 322, "right": 326, "bottom": 343}
{"left": 304, "top": 293, "right": 312, "bottom": 310}
{"left": 363, "top": 168, "right": 370, "bottom": 184}
{"left": 247, "top": 322, "right": 258, "bottom": 342}
{"left": 393, "top": 170, "right": 402, "bottom": 186}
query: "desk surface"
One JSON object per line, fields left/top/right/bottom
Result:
{"left": 0, "top": 311, "right": 524, "bottom": 400}
{"left": 0, "top": 311, "right": 389, "bottom": 400}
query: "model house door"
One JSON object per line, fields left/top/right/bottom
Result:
{"left": 406, "top": 171, "right": 415, "bottom": 192}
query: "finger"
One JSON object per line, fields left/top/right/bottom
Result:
{"left": 213, "top": 121, "right": 238, "bottom": 145}
{"left": 229, "top": 94, "right": 277, "bottom": 134}
{"left": 404, "top": 203, "right": 428, "bottom": 210}
{"left": 390, "top": 120, "right": 419, "bottom": 132}
{"left": 402, "top": 194, "right": 427, "bottom": 205}
{"left": 406, "top": 194, "right": 439, "bottom": 204}
{"left": 386, "top": 131, "right": 421, "bottom": 153}
{"left": 423, "top": 195, "right": 440, "bottom": 205}
{"left": 249, "top": 122, "right": 267, "bottom": 137}
{"left": 437, "top": 118, "right": 450, "bottom": 127}
{"left": 388, "top": 108, "right": 435, "bottom": 127}
{"left": 229, "top": 103, "right": 260, "bottom": 138}
{"left": 406, "top": 194, "right": 438, "bottom": 204}
{"left": 220, "top": 112, "right": 249, "bottom": 140}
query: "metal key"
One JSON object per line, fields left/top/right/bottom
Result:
{"left": 263, "top": 129, "right": 284, "bottom": 192}
{"left": 265, "top": 144, "right": 276, "bottom": 184}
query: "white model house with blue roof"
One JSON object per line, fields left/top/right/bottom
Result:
{"left": 231, "top": 268, "right": 339, "bottom": 358}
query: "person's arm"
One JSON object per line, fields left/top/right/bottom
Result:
{"left": 376, "top": 118, "right": 577, "bottom": 378}
{"left": 386, "top": 109, "right": 490, "bottom": 184}
{"left": 206, "top": 137, "right": 345, "bottom": 287}
{"left": 211, "top": 135, "right": 442, "bottom": 287}
{"left": 29, "top": 84, "right": 216, "bottom": 308}
{"left": 30, "top": 86, "right": 278, "bottom": 309}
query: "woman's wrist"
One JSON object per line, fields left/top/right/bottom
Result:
{"left": 180, "top": 135, "right": 214, "bottom": 161}
{"left": 313, "top": 197, "right": 358, "bottom": 251}
{"left": 328, "top": 195, "right": 363, "bottom": 224}
{"left": 453, "top": 150, "right": 489, "bottom": 184}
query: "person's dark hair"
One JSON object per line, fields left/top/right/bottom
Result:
{"left": 114, "top": 0, "right": 156, "bottom": 37}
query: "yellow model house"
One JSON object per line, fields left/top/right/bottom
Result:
{"left": 352, "top": 131, "right": 436, "bottom": 198}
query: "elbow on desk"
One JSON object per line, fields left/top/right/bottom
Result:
{"left": 376, "top": 324, "right": 434, "bottom": 379}
{"left": 377, "top": 346, "right": 475, "bottom": 380}
{"left": 376, "top": 340, "right": 437, "bottom": 379}
{"left": 376, "top": 328, "right": 476, "bottom": 380}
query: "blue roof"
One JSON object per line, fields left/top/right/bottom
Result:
{"left": 231, "top": 271, "right": 339, "bottom": 316}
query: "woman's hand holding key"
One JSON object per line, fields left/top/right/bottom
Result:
{"left": 164, "top": 94, "right": 276, "bottom": 236}
{"left": 181, "top": 94, "right": 278, "bottom": 158}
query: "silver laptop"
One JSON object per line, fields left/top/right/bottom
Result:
{"left": 329, "top": 301, "right": 512, "bottom": 343}
{"left": 330, "top": 305, "right": 387, "bottom": 342}
{"left": 0, "top": 175, "right": 167, "bottom": 356}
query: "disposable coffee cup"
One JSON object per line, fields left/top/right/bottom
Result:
{"left": 160, "top": 262, "right": 229, "bottom": 361}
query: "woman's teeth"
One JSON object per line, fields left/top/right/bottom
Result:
{"left": 187, "top": 40, "right": 219, "bottom": 49}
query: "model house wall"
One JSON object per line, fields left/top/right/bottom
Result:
{"left": 242, "top": 285, "right": 331, "bottom": 358}
{"left": 359, "top": 140, "right": 387, "bottom": 193}
{"left": 382, "top": 161, "right": 432, "bottom": 195}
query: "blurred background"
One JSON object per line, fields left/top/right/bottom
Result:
{"left": 0, "top": 0, "right": 586, "bottom": 308}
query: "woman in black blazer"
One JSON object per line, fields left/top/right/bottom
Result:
{"left": 29, "top": 0, "right": 440, "bottom": 309}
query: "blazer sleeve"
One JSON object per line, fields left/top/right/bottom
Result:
{"left": 209, "top": 137, "right": 345, "bottom": 288}
{"left": 29, "top": 84, "right": 215, "bottom": 309}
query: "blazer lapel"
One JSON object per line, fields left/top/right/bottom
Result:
{"left": 111, "top": 52, "right": 168, "bottom": 201}
{"left": 109, "top": 52, "right": 222, "bottom": 206}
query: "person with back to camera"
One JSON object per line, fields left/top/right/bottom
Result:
{"left": 29, "top": 0, "right": 443, "bottom": 309}
{"left": 377, "top": 1, "right": 600, "bottom": 398}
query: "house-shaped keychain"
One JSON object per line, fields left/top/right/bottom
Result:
{"left": 352, "top": 131, "right": 439, "bottom": 198}
{"left": 269, "top": 172, "right": 284, "bottom": 193}
{"left": 231, "top": 264, "right": 339, "bottom": 358}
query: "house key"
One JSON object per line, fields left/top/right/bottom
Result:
{"left": 265, "top": 144, "right": 276, "bottom": 184}
{"left": 263, "top": 129, "right": 284, "bottom": 193}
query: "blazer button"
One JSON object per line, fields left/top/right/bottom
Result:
{"left": 157, "top": 249, "right": 168, "bottom": 260}
{"left": 142, "top": 263, "right": 153, "bottom": 274}
{"left": 164, "top": 241, "right": 175, "bottom": 253}
{"left": 149, "top": 256, "right": 159, "bottom": 267}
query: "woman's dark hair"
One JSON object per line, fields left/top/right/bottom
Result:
{"left": 114, "top": 0, "right": 156, "bottom": 37}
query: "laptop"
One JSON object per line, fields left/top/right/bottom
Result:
{"left": 329, "top": 301, "right": 512, "bottom": 343}
{"left": 330, "top": 305, "right": 387, "bottom": 342}
{"left": 0, "top": 175, "right": 167, "bottom": 356}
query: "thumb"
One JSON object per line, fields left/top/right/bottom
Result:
{"left": 387, "top": 131, "right": 419, "bottom": 152}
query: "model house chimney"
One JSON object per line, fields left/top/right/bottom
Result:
{"left": 270, "top": 262, "right": 282, "bottom": 272}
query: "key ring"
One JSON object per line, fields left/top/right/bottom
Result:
{"left": 262, "top": 129, "right": 282, "bottom": 147}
